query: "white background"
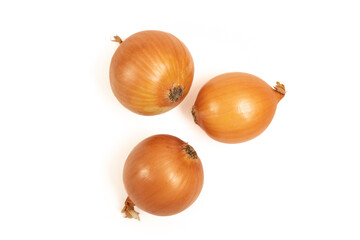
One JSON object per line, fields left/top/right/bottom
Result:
{"left": 1, "top": 0, "right": 359, "bottom": 239}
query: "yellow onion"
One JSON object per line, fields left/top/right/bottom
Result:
{"left": 122, "top": 134, "right": 204, "bottom": 220}
{"left": 192, "top": 72, "right": 285, "bottom": 143}
{"left": 109, "top": 31, "right": 194, "bottom": 115}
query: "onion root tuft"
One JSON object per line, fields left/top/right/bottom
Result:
{"left": 169, "top": 84, "right": 185, "bottom": 102}
{"left": 183, "top": 143, "right": 198, "bottom": 159}
{"left": 191, "top": 106, "right": 197, "bottom": 124}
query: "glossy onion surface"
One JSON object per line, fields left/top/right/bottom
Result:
{"left": 192, "top": 72, "right": 285, "bottom": 143}
{"left": 110, "top": 30, "right": 194, "bottom": 115}
{"left": 122, "top": 134, "right": 204, "bottom": 218}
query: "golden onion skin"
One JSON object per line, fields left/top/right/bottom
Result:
{"left": 110, "top": 31, "right": 194, "bottom": 116}
{"left": 122, "top": 135, "right": 204, "bottom": 217}
{"left": 192, "top": 72, "right": 285, "bottom": 144}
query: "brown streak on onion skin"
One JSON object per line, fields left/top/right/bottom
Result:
{"left": 192, "top": 72, "right": 285, "bottom": 144}
{"left": 123, "top": 134, "right": 204, "bottom": 217}
{"left": 109, "top": 31, "right": 194, "bottom": 116}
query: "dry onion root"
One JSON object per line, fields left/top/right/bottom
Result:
{"left": 109, "top": 31, "right": 194, "bottom": 116}
{"left": 192, "top": 72, "right": 285, "bottom": 143}
{"left": 122, "top": 134, "right": 204, "bottom": 220}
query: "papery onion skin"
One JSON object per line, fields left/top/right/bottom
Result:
{"left": 110, "top": 30, "right": 194, "bottom": 116}
{"left": 192, "top": 72, "right": 285, "bottom": 144}
{"left": 122, "top": 134, "right": 204, "bottom": 218}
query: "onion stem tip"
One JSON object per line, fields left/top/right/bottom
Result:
{"left": 112, "top": 35, "right": 123, "bottom": 44}
{"left": 274, "top": 82, "right": 286, "bottom": 95}
{"left": 121, "top": 197, "right": 140, "bottom": 221}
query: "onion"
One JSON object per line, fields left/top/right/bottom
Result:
{"left": 191, "top": 72, "right": 285, "bottom": 143}
{"left": 109, "top": 31, "right": 194, "bottom": 116}
{"left": 122, "top": 134, "right": 204, "bottom": 220}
